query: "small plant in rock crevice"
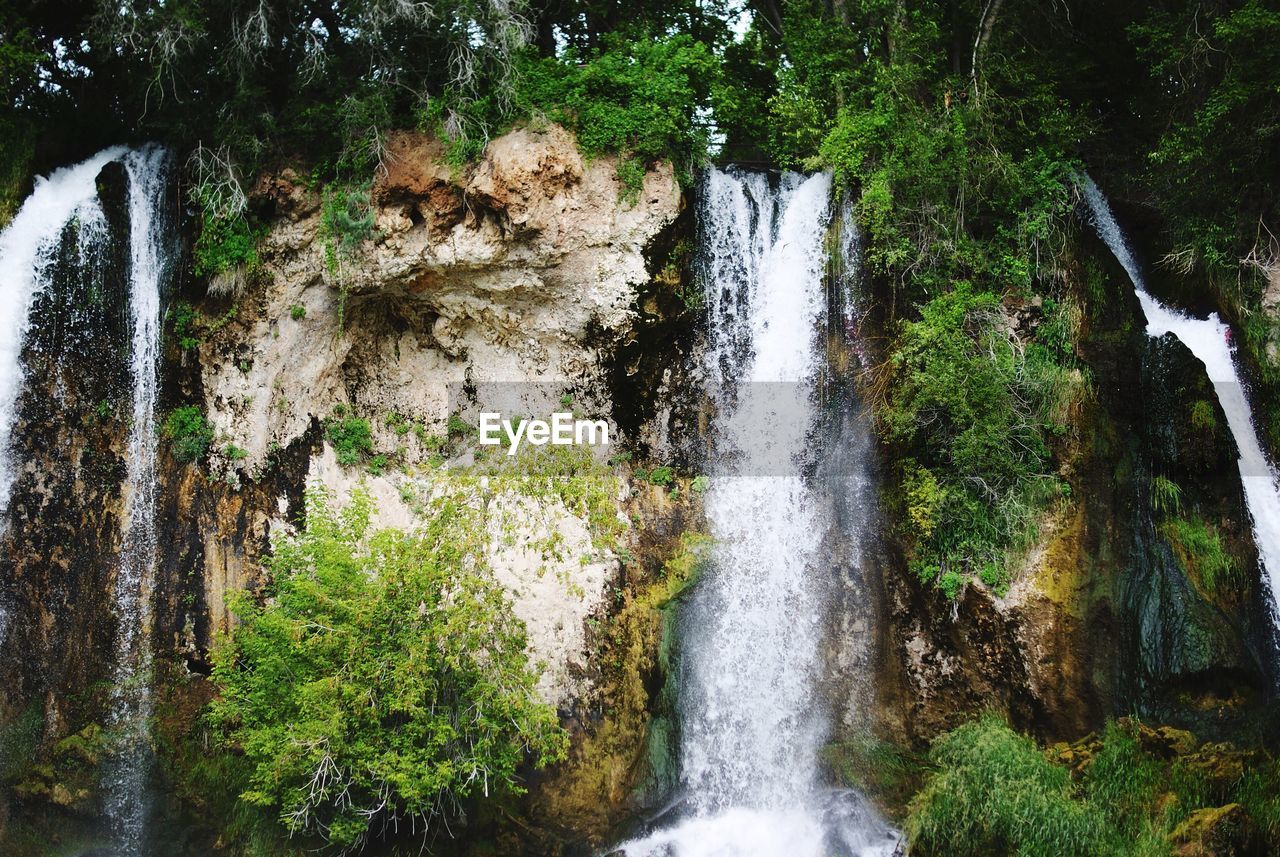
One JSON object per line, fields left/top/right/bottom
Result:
{"left": 162, "top": 406, "right": 214, "bottom": 463}
{"left": 1150, "top": 475, "right": 1183, "bottom": 516}
{"left": 318, "top": 183, "right": 376, "bottom": 329}
{"left": 324, "top": 412, "right": 374, "bottom": 466}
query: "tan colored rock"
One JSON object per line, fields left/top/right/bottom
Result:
{"left": 250, "top": 167, "right": 320, "bottom": 222}
{"left": 465, "top": 125, "right": 585, "bottom": 226}
{"left": 377, "top": 132, "right": 463, "bottom": 233}
{"left": 199, "top": 123, "right": 681, "bottom": 475}
{"left": 1116, "top": 717, "right": 1198, "bottom": 758}
{"left": 1182, "top": 742, "right": 1256, "bottom": 791}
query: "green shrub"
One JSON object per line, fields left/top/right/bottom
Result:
{"left": 385, "top": 411, "right": 411, "bottom": 437}
{"left": 209, "top": 487, "right": 566, "bottom": 851}
{"left": 324, "top": 415, "right": 373, "bottom": 466}
{"left": 170, "top": 301, "right": 200, "bottom": 350}
{"left": 1189, "top": 400, "right": 1218, "bottom": 434}
{"left": 886, "top": 285, "right": 1077, "bottom": 594}
{"left": 446, "top": 413, "right": 472, "bottom": 437}
{"left": 289, "top": 304, "right": 306, "bottom": 321}
{"left": 1131, "top": 1, "right": 1280, "bottom": 283}
{"left": 648, "top": 466, "right": 674, "bottom": 486}
{"left": 320, "top": 184, "right": 375, "bottom": 261}
{"left": 513, "top": 34, "right": 718, "bottom": 190}
{"left": 938, "top": 569, "right": 964, "bottom": 600}
{"left": 906, "top": 716, "right": 1111, "bottom": 856}
{"left": 223, "top": 444, "right": 248, "bottom": 461}
{"left": 193, "top": 213, "right": 259, "bottom": 278}
{"left": 162, "top": 406, "right": 214, "bottom": 463}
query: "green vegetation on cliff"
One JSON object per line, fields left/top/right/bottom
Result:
{"left": 208, "top": 487, "right": 566, "bottom": 852}
{"left": 899, "top": 716, "right": 1280, "bottom": 856}
{"left": 6, "top": 7, "right": 1275, "bottom": 484}
{"left": 887, "top": 286, "right": 1080, "bottom": 591}
{"left": 162, "top": 406, "right": 215, "bottom": 464}
{"left": 742, "top": 0, "right": 1093, "bottom": 594}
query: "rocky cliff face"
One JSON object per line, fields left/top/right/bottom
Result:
{"left": 199, "top": 124, "right": 680, "bottom": 476}
{"left": 0, "top": 126, "right": 692, "bottom": 852}
{"left": 867, "top": 227, "right": 1275, "bottom": 752}
{"left": 171, "top": 124, "right": 683, "bottom": 700}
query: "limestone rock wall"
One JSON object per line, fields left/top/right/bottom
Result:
{"left": 168, "top": 124, "right": 683, "bottom": 710}
{"left": 196, "top": 124, "right": 681, "bottom": 476}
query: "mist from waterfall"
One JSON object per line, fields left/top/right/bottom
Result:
{"left": 1080, "top": 174, "right": 1280, "bottom": 637}
{"left": 620, "top": 168, "right": 897, "bottom": 857}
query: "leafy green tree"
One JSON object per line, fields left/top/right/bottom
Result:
{"left": 209, "top": 487, "right": 566, "bottom": 851}
{"left": 516, "top": 33, "right": 719, "bottom": 188}
{"left": 1131, "top": 0, "right": 1280, "bottom": 276}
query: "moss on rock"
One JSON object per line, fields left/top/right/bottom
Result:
{"left": 528, "top": 512, "right": 708, "bottom": 849}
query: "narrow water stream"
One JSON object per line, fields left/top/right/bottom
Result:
{"left": 1081, "top": 175, "right": 1280, "bottom": 637}
{"left": 103, "top": 146, "right": 175, "bottom": 855}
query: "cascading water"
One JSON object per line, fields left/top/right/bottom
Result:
{"left": 1080, "top": 175, "right": 1280, "bottom": 634}
{"left": 620, "top": 168, "right": 897, "bottom": 857}
{"left": 102, "top": 145, "right": 174, "bottom": 854}
{"left": 0, "top": 144, "right": 174, "bottom": 852}
{"left": 0, "top": 146, "right": 127, "bottom": 647}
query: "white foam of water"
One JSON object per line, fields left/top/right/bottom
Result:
{"left": 104, "top": 144, "right": 174, "bottom": 854}
{"left": 0, "top": 146, "right": 127, "bottom": 517}
{"left": 618, "top": 169, "right": 898, "bottom": 857}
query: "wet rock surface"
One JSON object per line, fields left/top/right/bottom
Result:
{"left": 869, "top": 227, "right": 1274, "bottom": 749}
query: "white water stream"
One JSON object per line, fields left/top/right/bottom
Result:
{"left": 0, "top": 145, "right": 172, "bottom": 853}
{"left": 620, "top": 169, "right": 896, "bottom": 857}
{"left": 0, "top": 146, "right": 127, "bottom": 647}
{"left": 1080, "top": 175, "right": 1280, "bottom": 633}
{"left": 103, "top": 145, "right": 173, "bottom": 854}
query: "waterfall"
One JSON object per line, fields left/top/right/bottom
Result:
{"left": 103, "top": 146, "right": 174, "bottom": 854}
{"left": 0, "top": 144, "right": 174, "bottom": 851}
{"left": 0, "top": 146, "right": 127, "bottom": 646}
{"left": 837, "top": 195, "right": 863, "bottom": 331}
{"left": 620, "top": 169, "right": 897, "bottom": 857}
{"left": 1079, "top": 175, "right": 1280, "bottom": 635}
